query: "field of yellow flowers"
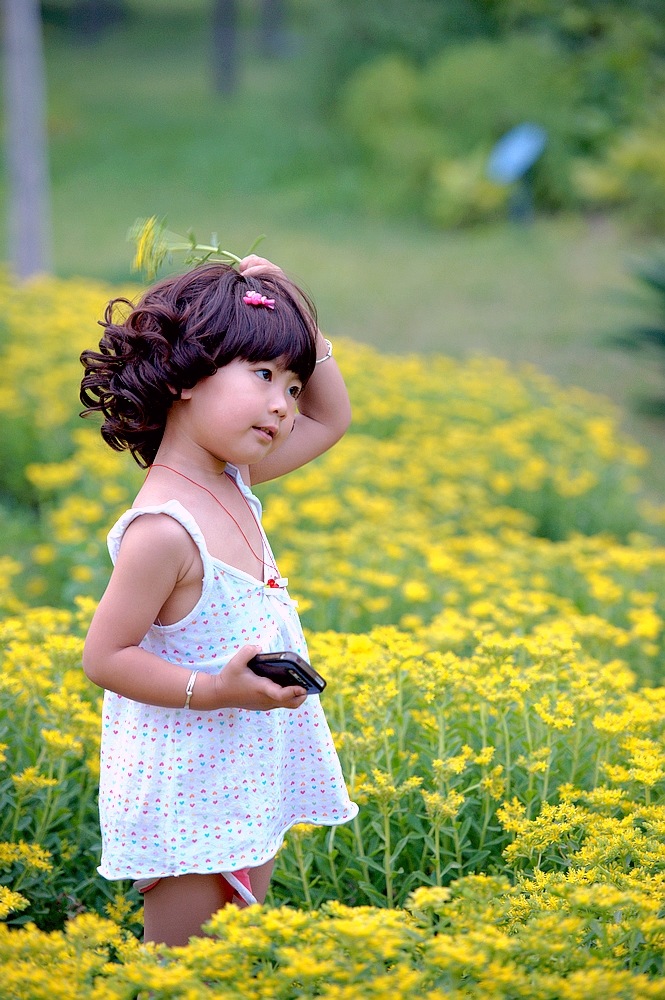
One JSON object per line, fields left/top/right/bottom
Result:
{"left": 0, "top": 272, "right": 664, "bottom": 998}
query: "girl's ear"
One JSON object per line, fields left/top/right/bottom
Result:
{"left": 179, "top": 386, "right": 193, "bottom": 400}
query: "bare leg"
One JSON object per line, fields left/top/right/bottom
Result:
{"left": 143, "top": 873, "right": 234, "bottom": 947}
{"left": 142, "top": 858, "right": 276, "bottom": 945}
{"left": 248, "top": 856, "right": 275, "bottom": 904}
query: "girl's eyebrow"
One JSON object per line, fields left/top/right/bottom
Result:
{"left": 256, "top": 359, "right": 302, "bottom": 378}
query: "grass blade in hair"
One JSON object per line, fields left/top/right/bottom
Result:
{"left": 129, "top": 215, "right": 264, "bottom": 279}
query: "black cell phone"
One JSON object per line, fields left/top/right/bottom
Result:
{"left": 247, "top": 651, "right": 326, "bottom": 694}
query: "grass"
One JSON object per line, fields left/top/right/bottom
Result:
{"left": 1, "top": 8, "right": 665, "bottom": 497}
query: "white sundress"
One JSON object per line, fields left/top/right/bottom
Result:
{"left": 96, "top": 464, "right": 358, "bottom": 886}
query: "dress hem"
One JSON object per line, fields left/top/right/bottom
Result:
{"left": 97, "top": 804, "right": 359, "bottom": 882}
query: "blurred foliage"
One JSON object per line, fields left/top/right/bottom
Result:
{"left": 308, "top": 0, "right": 665, "bottom": 96}
{"left": 610, "top": 247, "right": 665, "bottom": 414}
{"left": 339, "top": 36, "right": 583, "bottom": 220}
{"left": 572, "top": 104, "right": 665, "bottom": 230}
{"left": 338, "top": 24, "right": 665, "bottom": 227}
{"left": 302, "top": 0, "right": 494, "bottom": 104}
{"left": 301, "top": 0, "right": 665, "bottom": 228}
{"left": 30, "top": 0, "right": 665, "bottom": 233}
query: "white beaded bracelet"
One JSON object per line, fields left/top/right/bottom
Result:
{"left": 315, "top": 338, "right": 333, "bottom": 364}
{"left": 184, "top": 669, "right": 199, "bottom": 709}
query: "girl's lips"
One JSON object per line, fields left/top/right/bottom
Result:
{"left": 254, "top": 425, "right": 277, "bottom": 442}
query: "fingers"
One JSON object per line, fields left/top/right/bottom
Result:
{"left": 234, "top": 643, "right": 263, "bottom": 666}
{"left": 254, "top": 672, "right": 307, "bottom": 708}
{"left": 262, "top": 679, "right": 308, "bottom": 708}
{"left": 239, "top": 254, "right": 283, "bottom": 278}
{"left": 219, "top": 645, "right": 307, "bottom": 711}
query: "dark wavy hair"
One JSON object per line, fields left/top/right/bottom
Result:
{"left": 80, "top": 263, "right": 318, "bottom": 467}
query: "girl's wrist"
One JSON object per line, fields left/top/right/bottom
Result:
{"left": 313, "top": 330, "right": 333, "bottom": 363}
{"left": 189, "top": 670, "right": 226, "bottom": 711}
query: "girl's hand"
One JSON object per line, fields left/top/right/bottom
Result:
{"left": 239, "top": 254, "right": 284, "bottom": 280}
{"left": 212, "top": 645, "right": 308, "bottom": 711}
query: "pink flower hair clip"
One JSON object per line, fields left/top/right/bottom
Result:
{"left": 243, "top": 290, "right": 275, "bottom": 310}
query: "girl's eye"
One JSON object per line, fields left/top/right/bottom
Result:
{"left": 256, "top": 369, "right": 272, "bottom": 381}
{"left": 289, "top": 385, "right": 302, "bottom": 399}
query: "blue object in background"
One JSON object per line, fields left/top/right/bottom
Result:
{"left": 487, "top": 123, "right": 548, "bottom": 184}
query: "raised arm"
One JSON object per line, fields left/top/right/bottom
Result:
{"left": 240, "top": 255, "right": 352, "bottom": 485}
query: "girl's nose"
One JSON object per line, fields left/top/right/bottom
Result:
{"left": 270, "top": 390, "right": 288, "bottom": 417}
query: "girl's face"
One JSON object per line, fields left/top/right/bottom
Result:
{"left": 169, "top": 356, "right": 303, "bottom": 469}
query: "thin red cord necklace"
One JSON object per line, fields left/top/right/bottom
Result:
{"left": 147, "top": 463, "right": 282, "bottom": 586}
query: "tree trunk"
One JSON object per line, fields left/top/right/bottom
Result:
{"left": 68, "top": 1, "right": 126, "bottom": 40}
{"left": 3, "top": 0, "right": 52, "bottom": 279}
{"left": 259, "top": 0, "right": 288, "bottom": 58}
{"left": 211, "top": 0, "right": 239, "bottom": 95}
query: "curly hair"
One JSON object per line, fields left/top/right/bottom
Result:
{"left": 80, "top": 263, "right": 318, "bottom": 468}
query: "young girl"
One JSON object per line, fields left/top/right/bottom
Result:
{"left": 80, "top": 254, "right": 358, "bottom": 947}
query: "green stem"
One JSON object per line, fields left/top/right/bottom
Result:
{"left": 540, "top": 734, "right": 552, "bottom": 806}
{"left": 523, "top": 705, "right": 533, "bottom": 754}
{"left": 569, "top": 725, "right": 582, "bottom": 786}
{"left": 478, "top": 793, "right": 492, "bottom": 854}
{"left": 501, "top": 712, "right": 512, "bottom": 798}
{"left": 452, "top": 821, "right": 463, "bottom": 873}
{"left": 526, "top": 771, "right": 535, "bottom": 820}
{"left": 326, "top": 826, "right": 342, "bottom": 898}
{"left": 383, "top": 805, "right": 393, "bottom": 907}
{"left": 437, "top": 709, "right": 447, "bottom": 764}
{"left": 433, "top": 823, "right": 441, "bottom": 884}
{"left": 292, "top": 835, "right": 312, "bottom": 909}
{"left": 353, "top": 813, "right": 371, "bottom": 888}
{"left": 217, "top": 249, "right": 242, "bottom": 263}
{"left": 383, "top": 728, "right": 393, "bottom": 777}
{"left": 593, "top": 738, "right": 609, "bottom": 788}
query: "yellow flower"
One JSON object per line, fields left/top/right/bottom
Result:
{"left": 422, "top": 788, "right": 464, "bottom": 822}
{"left": 40, "top": 729, "right": 83, "bottom": 757}
{"left": 402, "top": 580, "right": 431, "bottom": 603}
{"left": 31, "top": 543, "right": 57, "bottom": 565}
{"left": 480, "top": 765, "right": 506, "bottom": 799}
{"left": 130, "top": 215, "right": 169, "bottom": 277}
{"left": 0, "top": 840, "right": 52, "bottom": 872}
{"left": 12, "top": 767, "right": 58, "bottom": 795}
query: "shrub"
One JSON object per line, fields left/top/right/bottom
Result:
{"left": 338, "top": 35, "right": 584, "bottom": 225}
{"left": 1, "top": 274, "right": 664, "bottom": 993}
{"left": 337, "top": 55, "right": 439, "bottom": 213}
{"left": 1, "top": 614, "right": 664, "bottom": 997}
{"left": 428, "top": 149, "right": 509, "bottom": 228}
{"left": 2, "top": 878, "right": 663, "bottom": 999}
{"left": 336, "top": 29, "right": 665, "bottom": 227}
{"left": 606, "top": 244, "right": 665, "bottom": 416}
{"left": 0, "top": 270, "right": 132, "bottom": 506}
{"left": 572, "top": 101, "right": 665, "bottom": 233}
{"left": 419, "top": 35, "right": 575, "bottom": 158}
{"left": 0, "top": 604, "right": 110, "bottom": 930}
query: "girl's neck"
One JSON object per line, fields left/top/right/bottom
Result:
{"left": 151, "top": 449, "right": 228, "bottom": 486}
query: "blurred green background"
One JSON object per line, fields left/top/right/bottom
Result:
{"left": 3, "top": 0, "right": 665, "bottom": 492}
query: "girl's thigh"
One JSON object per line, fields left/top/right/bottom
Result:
{"left": 143, "top": 858, "right": 276, "bottom": 946}
{"left": 249, "top": 856, "right": 275, "bottom": 903}
{"left": 143, "top": 872, "right": 234, "bottom": 946}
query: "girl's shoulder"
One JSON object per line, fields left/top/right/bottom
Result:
{"left": 108, "top": 500, "right": 206, "bottom": 567}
